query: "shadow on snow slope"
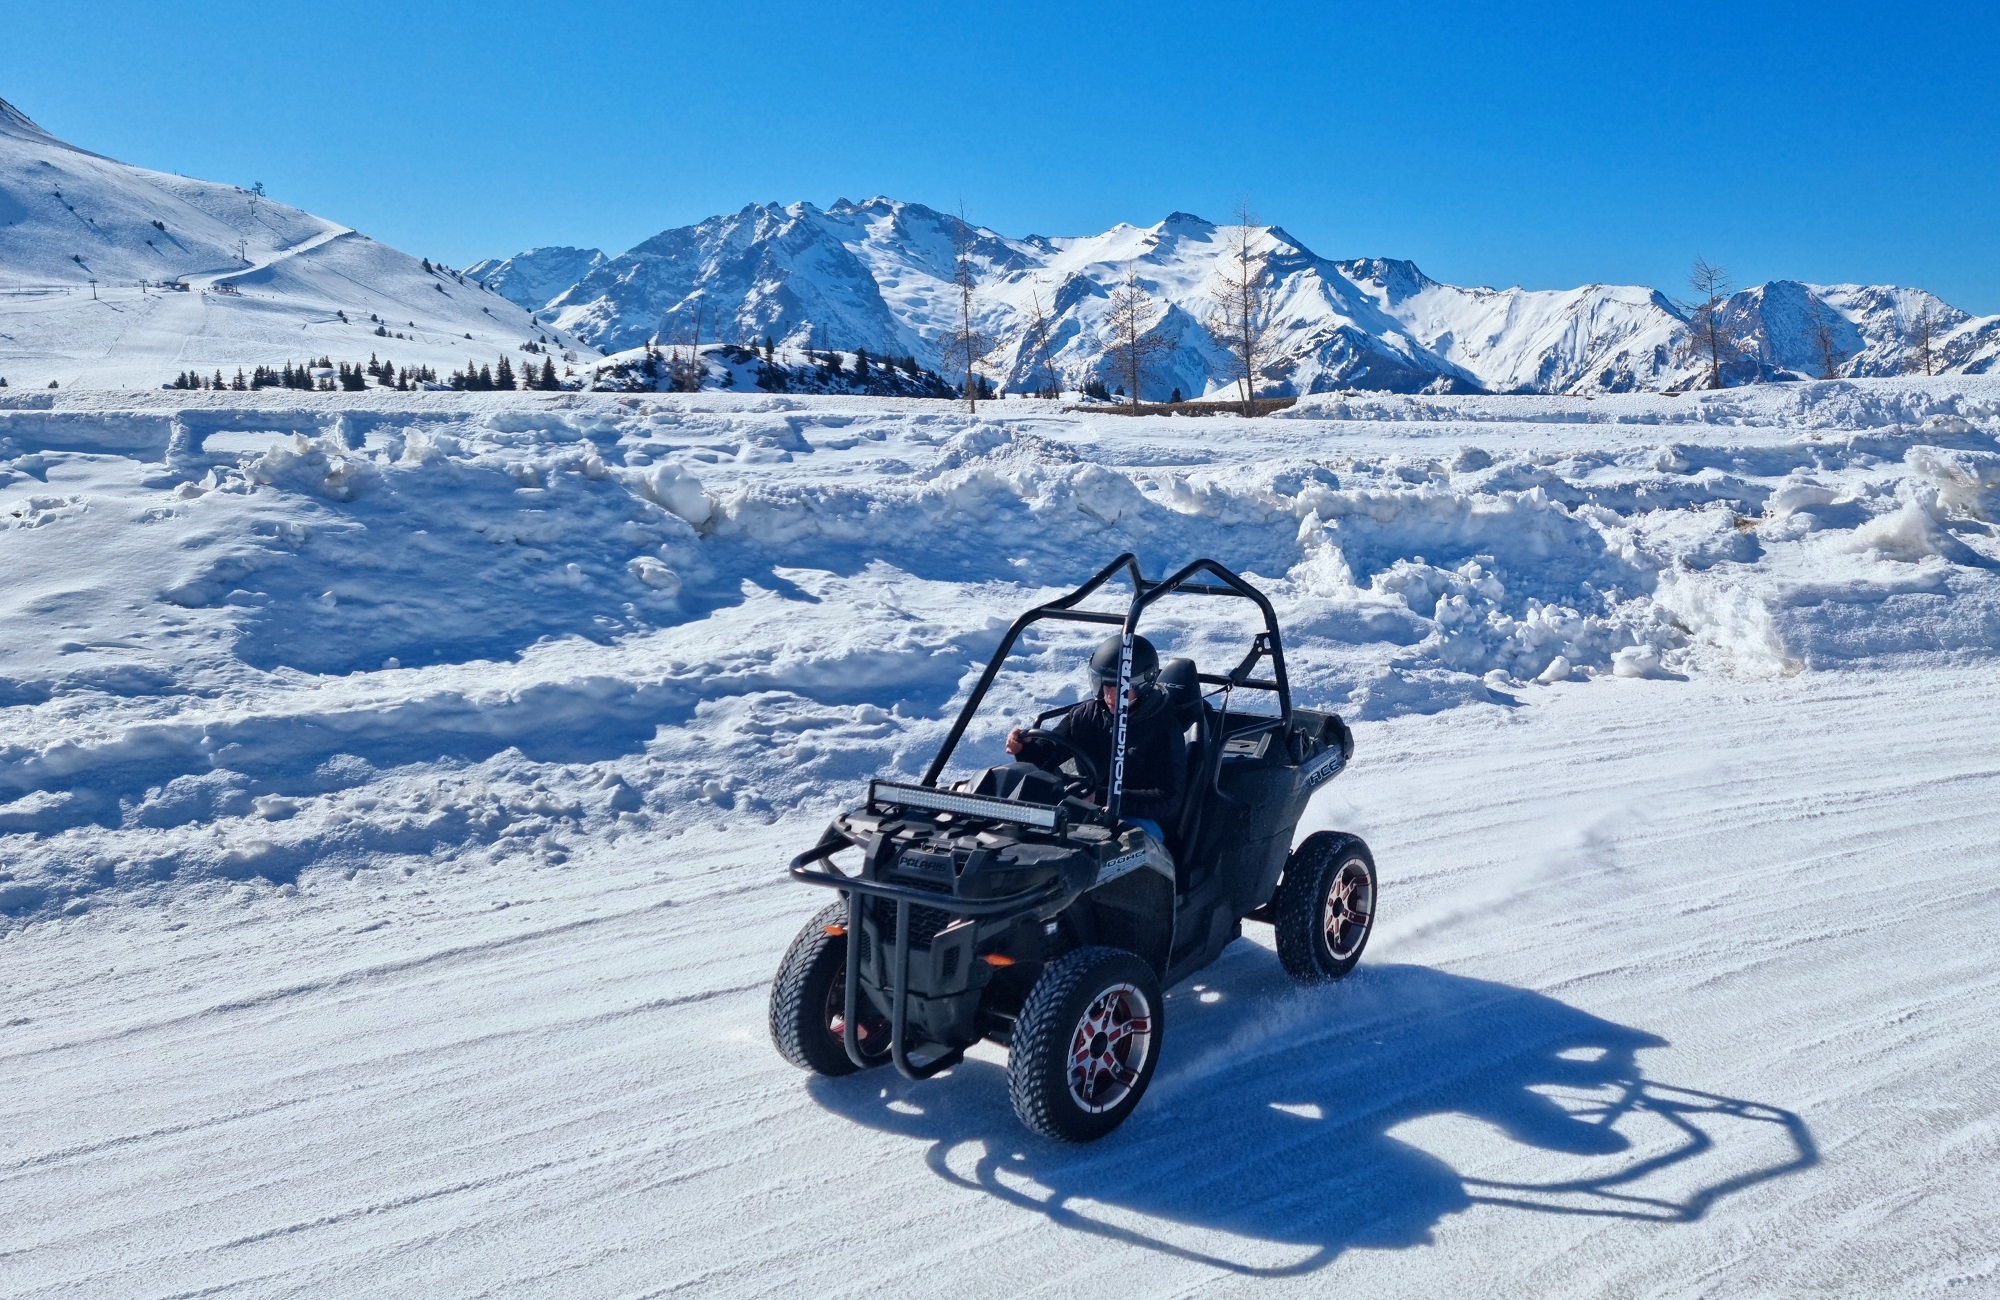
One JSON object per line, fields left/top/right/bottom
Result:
{"left": 810, "top": 961, "right": 1816, "bottom": 1277}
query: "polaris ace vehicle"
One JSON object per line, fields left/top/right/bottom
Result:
{"left": 769, "top": 555, "right": 1376, "bottom": 1142}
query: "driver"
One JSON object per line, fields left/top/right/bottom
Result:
{"left": 1006, "top": 633, "right": 1187, "bottom": 844}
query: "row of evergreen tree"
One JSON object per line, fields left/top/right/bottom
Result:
{"left": 742, "top": 334, "right": 925, "bottom": 377}
{"left": 446, "top": 355, "right": 565, "bottom": 390}
{"left": 166, "top": 356, "right": 444, "bottom": 391}
{"left": 803, "top": 347, "right": 926, "bottom": 382}
{"left": 163, "top": 355, "right": 569, "bottom": 391}
{"left": 168, "top": 360, "right": 330, "bottom": 391}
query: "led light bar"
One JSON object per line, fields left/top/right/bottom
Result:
{"left": 869, "top": 780, "right": 1060, "bottom": 829}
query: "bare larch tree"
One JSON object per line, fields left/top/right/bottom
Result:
{"left": 1206, "top": 198, "right": 1283, "bottom": 416}
{"left": 1809, "top": 297, "right": 1847, "bottom": 380}
{"left": 1017, "top": 284, "right": 1061, "bottom": 398}
{"left": 1905, "top": 300, "right": 1943, "bottom": 377}
{"left": 1681, "top": 256, "right": 1735, "bottom": 390}
{"left": 1100, "top": 272, "right": 1176, "bottom": 412}
{"left": 941, "top": 208, "right": 997, "bottom": 412}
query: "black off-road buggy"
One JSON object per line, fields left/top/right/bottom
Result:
{"left": 769, "top": 555, "right": 1376, "bottom": 1141}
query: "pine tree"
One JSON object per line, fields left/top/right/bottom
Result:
{"left": 379, "top": 360, "right": 396, "bottom": 387}
{"left": 422, "top": 258, "right": 432, "bottom": 273}
{"left": 496, "top": 356, "right": 516, "bottom": 390}
{"left": 213, "top": 370, "right": 225, "bottom": 390}
{"left": 233, "top": 369, "right": 247, "bottom": 391}
{"left": 854, "top": 348, "right": 871, "bottom": 383}
{"left": 540, "top": 357, "right": 559, "bottom": 390}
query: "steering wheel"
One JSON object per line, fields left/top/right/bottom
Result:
{"left": 1020, "top": 727, "right": 1102, "bottom": 798}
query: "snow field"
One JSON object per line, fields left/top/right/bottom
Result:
{"left": 2, "top": 377, "right": 1998, "bottom": 1295}
{"left": 2, "top": 381, "right": 1997, "bottom": 920}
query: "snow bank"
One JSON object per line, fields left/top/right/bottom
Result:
{"left": 3, "top": 383, "right": 1997, "bottom": 921}
{"left": 1283, "top": 375, "right": 2000, "bottom": 434}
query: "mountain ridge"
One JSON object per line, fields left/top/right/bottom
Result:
{"left": 3, "top": 91, "right": 1991, "bottom": 396}
{"left": 477, "top": 197, "right": 2000, "bottom": 396}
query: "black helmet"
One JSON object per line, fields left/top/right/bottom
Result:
{"left": 1089, "top": 633, "right": 1160, "bottom": 690}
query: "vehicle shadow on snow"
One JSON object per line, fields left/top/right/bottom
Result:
{"left": 808, "top": 954, "right": 1817, "bottom": 1277}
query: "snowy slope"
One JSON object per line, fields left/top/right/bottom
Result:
{"left": 483, "top": 199, "right": 1999, "bottom": 398}
{"left": 3, "top": 377, "right": 1997, "bottom": 1295}
{"left": 0, "top": 97, "right": 598, "bottom": 390}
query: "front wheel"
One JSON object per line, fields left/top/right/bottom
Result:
{"left": 1008, "top": 946, "right": 1162, "bottom": 1142}
{"left": 769, "top": 901, "right": 891, "bottom": 1075}
{"left": 1272, "top": 832, "right": 1377, "bottom": 983}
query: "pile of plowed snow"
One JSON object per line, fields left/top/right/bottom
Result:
{"left": 2, "top": 381, "right": 1997, "bottom": 920}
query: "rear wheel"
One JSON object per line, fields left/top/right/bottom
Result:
{"left": 769, "top": 901, "right": 891, "bottom": 1075}
{"left": 1008, "top": 946, "right": 1162, "bottom": 1142}
{"left": 1272, "top": 832, "right": 1377, "bottom": 983}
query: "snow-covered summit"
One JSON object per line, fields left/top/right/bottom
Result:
{"left": 0, "top": 98, "right": 598, "bottom": 389}
{"left": 486, "top": 199, "right": 1999, "bottom": 398}
{"left": 466, "top": 245, "right": 606, "bottom": 313}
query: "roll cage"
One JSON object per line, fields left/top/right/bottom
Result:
{"left": 921, "top": 553, "right": 1292, "bottom": 825}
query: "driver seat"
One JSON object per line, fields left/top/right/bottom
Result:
{"left": 1155, "top": 657, "right": 1211, "bottom": 869}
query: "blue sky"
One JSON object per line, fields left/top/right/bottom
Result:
{"left": 7, "top": 1, "right": 1997, "bottom": 309}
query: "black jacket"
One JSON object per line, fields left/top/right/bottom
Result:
{"left": 1020, "top": 686, "right": 1187, "bottom": 827}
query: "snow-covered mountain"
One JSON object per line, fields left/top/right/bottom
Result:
{"left": 465, "top": 245, "right": 606, "bottom": 313}
{"left": 1717, "top": 280, "right": 2000, "bottom": 380}
{"left": 477, "top": 198, "right": 1999, "bottom": 397}
{"left": 0, "top": 97, "right": 597, "bottom": 389}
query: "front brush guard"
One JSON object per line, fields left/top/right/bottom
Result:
{"left": 790, "top": 836, "right": 1064, "bottom": 1080}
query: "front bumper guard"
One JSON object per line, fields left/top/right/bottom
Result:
{"left": 790, "top": 836, "right": 1064, "bottom": 1080}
